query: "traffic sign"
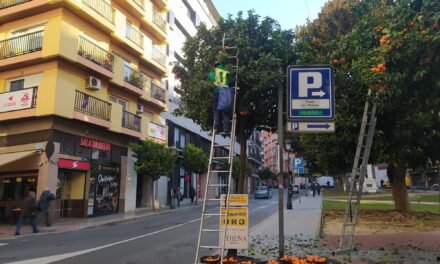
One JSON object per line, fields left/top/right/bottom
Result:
{"left": 293, "top": 157, "right": 304, "bottom": 174}
{"left": 287, "top": 65, "right": 335, "bottom": 121}
{"left": 288, "top": 121, "right": 335, "bottom": 133}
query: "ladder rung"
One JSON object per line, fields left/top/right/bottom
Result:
{"left": 207, "top": 198, "right": 223, "bottom": 201}
{"left": 228, "top": 56, "right": 237, "bottom": 59}
{"left": 208, "top": 184, "right": 228, "bottom": 187}
{"left": 223, "top": 46, "right": 237, "bottom": 50}
{"left": 212, "top": 156, "right": 229, "bottom": 160}
{"left": 204, "top": 213, "right": 226, "bottom": 216}
{"left": 212, "top": 170, "right": 229, "bottom": 173}
{"left": 200, "top": 245, "right": 221, "bottom": 249}
{"left": 202, "top": 229, "right": 224, "bottom": 232}
{"left": 214, "top": 144, "right": 230, "bottom": 147}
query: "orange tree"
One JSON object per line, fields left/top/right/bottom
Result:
{"left": 296, "top": 0, "right": 440, "bottom": 213}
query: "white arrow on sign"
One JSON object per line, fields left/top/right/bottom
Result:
{"left": 311, "top": 90, "right": 326, "bottom": 97}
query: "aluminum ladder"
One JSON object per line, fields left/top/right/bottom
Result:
{"left": 194, "top": 34, "right": 239, "bottom": 264}
{"left": 338, "top": 90, "right": 377, "bottom": 252}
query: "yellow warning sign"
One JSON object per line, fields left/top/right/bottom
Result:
{"left": 220, "top": 194, "right": 248, "bottom": 206}
{"left": 220, "top": 207, "right": 248, "bottom": 227}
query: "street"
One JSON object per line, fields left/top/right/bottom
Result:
{"left": 0, "top": 192, "right": 288, "bottom": 264}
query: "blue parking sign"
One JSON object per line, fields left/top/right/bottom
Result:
{"left": 287, "top": 65, "right": 335, "bottom": 121}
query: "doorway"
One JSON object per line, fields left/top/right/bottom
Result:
{"left": 56, "top": 170, "right": 86, "bottom": 218}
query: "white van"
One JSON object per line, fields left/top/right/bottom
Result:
{"left": 317, "top": 176, "right": 334, "bottom": 188}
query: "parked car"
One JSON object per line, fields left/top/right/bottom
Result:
{"left": 255, "top": 186, "right": 272, "bottom": 199}
{"left": 432, "top": 184, "right": 439, "bottom": 191}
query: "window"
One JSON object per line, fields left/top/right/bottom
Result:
{"left": 9, "top": 79, "right": 25, "bottom": 92}
{"left": 109, "top": 95, "right": 128, "bottom": 111}
{"left": 0, "top": 176, "right": 37, "bottom": 201}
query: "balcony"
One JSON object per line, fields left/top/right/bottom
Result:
{"left": 132, "top": 0, "right": 144, "bottom": 10}
{"left": 78, "top": 37, "right": 114, "bottom": 72}
{"left": 0, "top": 0, "right": 29, "bottom": 9}
{"left": 81, "top": 0, "right": 115, "bottom": 24}
{"left": 74, "top": 90, "right": 111, "bottom": 121}
{"left": 122, "top": 110, "right": 141, "bottom": 132}
{"left": 0, "top": 31, "right": 43, "bottom": 60}
{"left": 152, "top": 10, "right": 166, "bottom": 32}
{"left": 152, "top": 46, "right": 166, "bottom": 66}
{"left": 151, "top": 82, "right": 166, "bottom": 102}
{"left": 0, "top": 87, "right": 37, "bottom": 121}
{"left": 126, "top": 24, "right": 143, "bottom": 48}
{"left": 124, "top": 65, "right": 144, "bottom": 89}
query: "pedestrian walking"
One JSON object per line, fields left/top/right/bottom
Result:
{"left": 38, "top": 187, "right": 55, "bottom": 227}
{"left": 311, "top": 181, "right": 317, "bottom": 197}
{"left": 317, "top": 183, "right": 321, "bottom": 196}
{"left": 380, "top": 179, "right": 384, "bottom": 188}
{"left": 174, "top": 187, "right": 181, "bottom": 207}
{"left": 189, "top": 186, "right": 196, "bottom": 205}
{"left": 15, "top": 191, "right": 39, "bottom": 235}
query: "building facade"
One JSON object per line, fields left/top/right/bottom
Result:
{"left": 260, "top": 131, "right": 295, "bottom": 174}
{"left": 246, "top": 130, "right": 263, "bottom": 193}
{"left": 0, "top": 0, "right": 169, "bottom": 223}
{"left": 159, "top": 0, "right": 226, "bottom": 205}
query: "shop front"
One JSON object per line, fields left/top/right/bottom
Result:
{"left": 56, "top": 159, "right": 90, "bottom": 218}
{"left": 88, "top": 162, "right": 120, "bottom": 216}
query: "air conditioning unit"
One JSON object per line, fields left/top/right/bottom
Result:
{"left": 88, "top": 76, "right": 101, "bottom": 90}
{"left": 136, "top": 103, "right": 144, "bottom": 113}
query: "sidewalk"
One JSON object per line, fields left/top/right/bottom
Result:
{"left": 246, "top": 193, "right": 323, "bottom": 258}
{"left": 0, "top": 198, "right": 196, "bottom": 240}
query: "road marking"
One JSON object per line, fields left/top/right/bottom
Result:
{"left": 6, "top": 218, "right": 201, "bottom": 264}
{"left": 0, "top": 243, "right": 8, "bottom": 247}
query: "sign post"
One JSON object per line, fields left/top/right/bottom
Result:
{"left": 286, "top": 65, "right": 335, "bottom": 133}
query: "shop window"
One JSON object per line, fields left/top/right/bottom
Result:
{"left": 0, "top": 176, "right": 37, "bottom": 201}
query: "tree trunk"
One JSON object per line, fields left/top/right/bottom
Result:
{"left": 390, "top": 161, "right": 411, "bottom": 213}
{"left": 145, "top": 176, "right": 154, "bottom": 209}
{"left": 237, "top": 135, "right": 247, "bottom": 194}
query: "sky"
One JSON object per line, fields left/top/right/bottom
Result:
{"left": 211, "top": 0, "right": 329, "bottom": 30}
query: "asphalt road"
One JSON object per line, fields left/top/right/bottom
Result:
{"left": 0, "top": 192, "right": 288, "bottom": 264}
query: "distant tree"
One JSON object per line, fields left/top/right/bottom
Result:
{"left": 131, "top": 140, "right": 177, "bottom": 211}
{"left": 258, "top": 168, "right": 276, "bottom": 182}
{"left": 182, "top": 144, "right": 208, "bottom": 205}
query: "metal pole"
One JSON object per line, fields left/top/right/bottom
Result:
{"left": 277, "top": 81, "right": 284, "bottom": 258}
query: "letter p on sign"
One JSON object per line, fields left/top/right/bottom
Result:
{"left": 298, "top": 72, "right": 322, "bottom": 97}
{"left": 294, "top": 158, "right": 302, "bottom": 167}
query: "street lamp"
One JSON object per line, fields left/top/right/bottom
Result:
{"left": 284, "top": 139, "right": 293, "bottom": 210}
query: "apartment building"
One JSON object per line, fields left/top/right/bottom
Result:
{"left": 0, "top": 0, "right": 169, "bottom": 222}
{"left": 260, "top": 131, "right": 295, "bottom": 174}
{"left": 246, "top": 130, "right": 263, "bottom": 193}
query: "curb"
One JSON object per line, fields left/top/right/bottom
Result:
{"left": 0, "top": 204, "right": 198, "bottom": 240}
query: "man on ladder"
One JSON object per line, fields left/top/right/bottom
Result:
{"left": 208, "top": 60, "right": 234, "bottom": 136}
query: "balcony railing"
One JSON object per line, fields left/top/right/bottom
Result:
{"left": 0, "top": 31, "right": 43, "bottom": 60}
{"left": 0, "top": 0, "right": 29, "bottom": 9}
{"left": 82, "top": 0, "right": 115, "bottom": 24}
{"left": 0, "top": 87, "right": 38, "bottom": 113}
{"left": 74, "top": 90, "right": 111, "bottom": 121}
{"left": 151, "top": 82, "right": 166, "bottom": 102}
{"left": 152, "top": 10, "right": 166, "bottom": 32}
{"left": 122, "top": 110, "right": 141, "bottom": 132}
{"left": 126, "top": 24, "right": 143, "bottom": 48}
{"left": 78, "top": 37, "right": 114, "bottom": 72}
{"left": 132, "top": 0, "right": 144, "bottom": 10}
{"left": 124, "top": 65, "right": 144, "bottom": 89}
{"left": 152, "top": 47, "right": 166, "bottom": 66}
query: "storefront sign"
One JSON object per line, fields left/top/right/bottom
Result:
{"left": 149, "top": 122, "right": 166, "bottom": 141}
{"left": 58, "top": 159, "right": 90, "bottom": 170}
{"left": 0, "top": 88, "right": 34, "bottom": 113}
{"left": 98, "top": 174, "right": 113, "bottom": 183}
{"left": 80, "top": 137, "right": 111, "bottom": 151}
{"left": 219, "top": 207, "right": 248, "bottom": 249}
